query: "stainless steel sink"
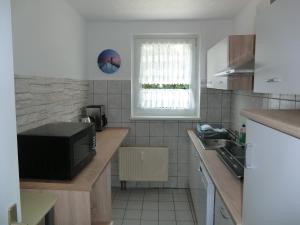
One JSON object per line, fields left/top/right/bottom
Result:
{"left": 201, "top": 139, "right": 240, "bottom": 150}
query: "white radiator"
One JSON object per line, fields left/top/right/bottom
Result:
{"left": 119, "top": 147, "right": 168, "bottom": 181}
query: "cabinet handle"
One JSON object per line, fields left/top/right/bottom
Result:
{"left": 245, "top": 143, "right": 256, "bottom": 169}
{"left": 266, "top": 78, "right": 281, "bottom": 83}
{"left": 198, "top": 166, "right": 202, "bottom": 172}
{"left": 220, "top": 207, "right": 230, "bottom": 220}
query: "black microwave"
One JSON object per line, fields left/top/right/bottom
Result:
{"left": 17, "top": 122, "right": 96, "bottom": 180}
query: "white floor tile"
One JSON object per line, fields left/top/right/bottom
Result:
{"left": 141, "top": 221, "right": 159, "bottom": 225}
{"left": 129, "top": 194, "right": 144, "bottom": 201}
{"left": 113, "top": 188, "right": 194, "bottom": 225}
{"left": 159, "top": 195, "right": 173, "bottom": 202}
{"left": 127, "top": 200, "right": 143, "bottom": 210}
{"left": 159, "top": 193, "right": 173, "bottom": 197}
{"left": 175, "top": 211, "right": 193, "bottom": 221}
{"left": 146, "top": 189, "right": 159, "bottom": 194}
{"left": 174, "top": 202, "right": 190, "bottom": 210}
{"left": 142, "top": 210, "right": 159, "bottom": 220}
{"left": 159, "top": 202, "right": 175, "bottom": 211}
{"left": 176, "top": 222, "right": 195, "bottom": 225}
{"left": 124, "top": 210, "right": 141, "bottom": 220}
{"left": 159, "top": 221, "right": 177, "bottom": 225}
{"left": 143, "top": 201, "right": 159, "bottom": 210}
{"left": 113, "top": 219, "right": 123, "bottom": 225}
{"left": 173, "top": 194, "right": 189, "bottom": 202}
{"left": 116, "top": 192, "right": 130, "bottom": 196}
{"left": 144, "top": 195, "right": 159, "bottom": 201}
{"left": 123, "top": 219, "right": 141, "bottom": 225}
{"left": 112, "top": 209, "right": 125, "bottom": 219}
{"left": 115, "top": 193, "right": 130, "bottom": 201}
{"left": 113, "top": 200, "right": 127, "bottom": 209}
{"left": 172, "top": 189, "right": 187, "bottom": 194}
{"left": 159, "top": 189, "right": 174, "bottom": 194}
{"left": 130, "top": 189, "right": 145, "bottom": 194}
{"left": 159, "top": 210, "right": 176, "bottom": 221}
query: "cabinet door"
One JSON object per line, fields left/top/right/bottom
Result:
{"left": 229, "top": 35, "right": 255, "bottom": 67}
{"left": 189, "top": 146, "right": 201, "bottom": 221}
{"left": 189, "top": 145, "right": 197, "bottom": 194}
{"left": 243, "top": 120, "right": 300, "bottom": 225}
{"left": 254, "top": 0, "right": 300, "bottom": 94}
{"left": 214, "top": 192, "right": 235, "bottom": 225}
{"left": 207, "top": 37, "right": 229, "bottom": 90}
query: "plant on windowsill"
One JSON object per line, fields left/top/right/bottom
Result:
{"left": 141, "top": 84, "right": 190, "bottom": 89}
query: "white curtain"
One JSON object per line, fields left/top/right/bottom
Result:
{"left": 139, "top": 40, "right": 193, "bottom": 84}
{"left": 138, "top": 39, "right": 195, "bottom": 110}
{"left": 139, "top": 89, "right": 194, "bottom": 110}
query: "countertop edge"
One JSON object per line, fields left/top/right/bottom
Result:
{"left": 86, "top": 128, "right": 129, "bottom": 191}
{"left": 241, "top": 109, "right": 300, "bottom": 139}
{"left": 21, "top": 191, "right": 57, "bottom": 225}
{"left": 187, "top": 129, "right": 243, "bottom": 225}
{"left": 20, "top": 128, "right": 129, "bottom": 192}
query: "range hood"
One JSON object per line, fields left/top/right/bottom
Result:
{"left": 214, "top": 58, "right": 255, "bottom": 77}
{"left": 207, "top": 34, "right": 255, "bottom": 90}
{"left": 214, "top": 68, "right": 254, "bottom": 77}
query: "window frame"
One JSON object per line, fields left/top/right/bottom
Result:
{"left": 131, "top": 34, "right": 200, "bottom": 120}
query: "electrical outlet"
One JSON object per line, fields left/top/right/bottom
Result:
{"left": 8, "top": 204, "right": 17, "bottom": 225}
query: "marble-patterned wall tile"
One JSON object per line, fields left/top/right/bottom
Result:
{"left": 15, "top": 75, "right": 88, "bottom": 132}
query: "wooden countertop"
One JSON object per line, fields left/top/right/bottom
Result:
{"left": 241, "top": 109, "right": 300, "bottom": 139}
{"left": 188, "top": 129, "right": 243, "bottom": 225}
{"left": 21, "top": 191, "right": 57, "bottom": 225}
{"left": 21, "top": 128, "right": 128, "bottom": 192}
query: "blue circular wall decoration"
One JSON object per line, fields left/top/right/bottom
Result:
{"left": 97, "top": 49, "right": 121, "bottom": 74}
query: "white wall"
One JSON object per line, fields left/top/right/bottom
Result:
{"left": 233, "top": 0, "right": 262, "bottom": 34}
{"left": 87, "top": 20, "right": 233, "bottom": 80}
{"left": 11, "top": 0, "right": 87, "bottom": 80}
{"left": 0, "top": 0, "right": 21, "bottom": 223}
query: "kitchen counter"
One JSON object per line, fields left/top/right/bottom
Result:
{"left": 21, "top": 128, "right": 129, "bottom": 191}
{"left": 241, "top": 109, "right": 300, "bottom": 139}
{"left": 21, "top": 191, "right": 57, "bottom": 225}
{"left": 20, "top": 128, "right": 128, "bottom": 225}
{"left": 188, "top": 129, "right": 243, "bottom": 225}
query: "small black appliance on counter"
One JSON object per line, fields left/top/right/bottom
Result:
{"left": 86, "top": 105, "right": 107, "bottom": 131}
{"left": 17, "top": 122, "right": 96, "bottom": 180}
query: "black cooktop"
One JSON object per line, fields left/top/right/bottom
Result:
{"left": 216, "top": 144, "right": 245, "bottom": 179}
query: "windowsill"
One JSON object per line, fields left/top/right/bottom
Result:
{"left": 130, "top": 115, "right": 201, "bottom": 121}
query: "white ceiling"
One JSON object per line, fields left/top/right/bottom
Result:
{"left": 66, "top": 0, "right": 250, "bottom": 21}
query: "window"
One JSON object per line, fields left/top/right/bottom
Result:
{"left": 131, "top": 35, "right": 200, "bottom": 119}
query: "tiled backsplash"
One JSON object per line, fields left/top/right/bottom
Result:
{"left": 15, "top": 75, "right": 89, "bottom": 132}
{"left": 89, "top": 80, "right": 231, "bottom": 188}
{"left": 15, "top": 76, "right": 300, "bottom": 188}
{"left": 231, "top": 91, "right": 300, "bottom": 131}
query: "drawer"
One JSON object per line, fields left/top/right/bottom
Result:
{"left": 214, "top": 192, "right": 235, "bottom": 225}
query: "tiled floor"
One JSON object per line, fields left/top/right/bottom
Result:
{"left": 112, "top": 188, "right": 196, "bottom": 225}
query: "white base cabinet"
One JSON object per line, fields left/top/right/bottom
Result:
{"left": 189, "top": 145, "right": 214, "bottom": 225}
{"left": 189, "top": 146, "right": 201, "bottom": 223}
{"left": 243, "top": 120, "right": 300, "bottom": 225}
{"left": 214, "top": 192, "right": 235, "bottom": 225}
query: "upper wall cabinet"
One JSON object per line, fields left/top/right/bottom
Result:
{"left": 254, "top": 0, "right": 300, "bottom": 94}
{"left": 207, "top": 35, "right": 255, "bottom": 90}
